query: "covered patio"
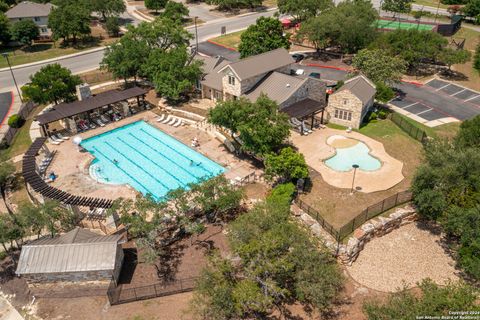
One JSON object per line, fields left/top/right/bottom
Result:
{"left": 282, "top": 98, "right": 326, "bottom": 135}
{"left": 35, "top": 87, "right": 149, "bottom": 138}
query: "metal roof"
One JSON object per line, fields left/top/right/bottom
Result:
{"left": 218, "top": 48, "right": 294, "bottom": 80}
{"left": 198, "top": 55, "right": 230, "bottom": 91}
{"left": 6, "top": 1, "right": 53, "bottom": 19}
{"left": 281, "top": 98, "right": 326, "bottom": 119}
{"left": 35, "top": 87, "right": 148, "bottom": 126}
{"left": 16, "top": 228, "right": 122, "bottom": 275}
{"left": 336, "top": 75, "right": 376, "bottom": 105}
{"left": 244, "top": 72, "right": 306, "bottom": 104}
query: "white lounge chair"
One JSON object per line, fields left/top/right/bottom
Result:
{"left": 57, "top": 133, "right": 69, "bottom": 140}
{"left": 94, "top": 118, "right": 105, "bottom": 127}
{"left": 161, "top": 115, "right": 172, "bottom": 124}
{"left": 156, "top": 114, "right": 166, "bottom": 122}
{"left": 48, "top": 138, "right": 60, "bottom": 145}
{"left": 100, "top": 115, "right": 111, "bottom": 123}
{"left": 52, "top": 135, "right": 64, "bottom": 143}
{"left": 173, "top": 119, "right": 183, "bottom": 127}
{"left": 167, "top": 117, "right": 177, "bottom": 125}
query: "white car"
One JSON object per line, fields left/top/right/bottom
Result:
{"left": 295, "top": 69, "right": 305, "bottom": 75}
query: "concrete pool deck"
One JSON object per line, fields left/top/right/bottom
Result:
{"left": 44, "top": 111, "right": 258, "bottom": 201}
{"left": 291, "top": 128, "right": 404, "bottom": 193}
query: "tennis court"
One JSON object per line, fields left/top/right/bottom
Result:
{"left": 376, "top": 19, "right": 436, "bottom": 31}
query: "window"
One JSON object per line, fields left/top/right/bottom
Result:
{"left": 334, "top": 108, "right": 352, "bottom": 121}
{"left": 228, "top": 75, "right": 235, "bottom": 85}
{"left": 34, "top": 17, "right": 40, "bottom": 22}
{"left": 41, "top": 28, "right": 48, "bottom": 33}
{"left": 343, "top": 99, "right": 348, "bottom": 105}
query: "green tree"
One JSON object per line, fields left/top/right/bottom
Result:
{"left": 89, "top": 0, "right": 125, "bottom": 21}
{"left": 438, "top": 48, "right": 471, "bottom": 71}
{"left": 364, "top": 279, "right": 480, "bottom": 319}
{"left": 161, "top": 1, "right": 189, "bottom": 21}
{"left": 144, "top": 0, "right": 167, "bottom": 13}
{"left": 462, "top": 0, "right": 480, "bottom": 22}
{"left": 207, "top": 98, "right": 253, "bottom": 134}
{"left": 209, "top": 0, "right": 261, "bottom": 10}
{"left": 238, "top": 17, "right": 290, "bottom": 58}
{"left": 374, "top": 82, "right": 395, "bottom": 103}
{"left": 352, "top": 48, "right": 406, "bottom": 85}
{"left": 474, "top": 44, "right": 480, "bottom": 72}
{"left": 10, "top": 19, "right": 39, "bottom": 47}
{"left": 101, "top": 31, "right": 149, "bottom": 84}
{"left": 278, "top": 0, "right": 333, "bottom": 21}
{"left": 143, "top": 46, "right": 203, "bottom": 102}
{"left": 134, "top": 17, "right": 192, "bottom": 50}
{"left": 455, "top": 115, "right": 480, "bottom": 149}
{"left": 0, "top": 161, "right": 14, "bottom": 189}
{"left": 295, "top": 12, "right": 337, "bottom": 51}
{"left": 372, "top": 29, "right": 448, "bottom": 70}
{"left": 265, "top": 147, "right": 309, "bottom": 181}
{"left": 192, "top": 192, "right": 343, "bottom": 319}
{"left": 22, "top": 63, "right": 82, "bottom": 105}
{"left": 105, "top": 16, "right": 120, "bottom": 37}
{"left": 381, "top": 0, "right": 414, "bottom": 16}
{"left": 0, "top": 0, "right": 9, "bottom": 12}
{"left": 0, "top": 13, "right": 10, "bottom": 45}
{"left": 48, "top": 2, "right": 91, "bottom": 43}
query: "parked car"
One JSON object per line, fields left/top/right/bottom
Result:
{"left": 291, "top": 53, "right": 305, "bottom": 63}
{"left": 295, "top": 69, "right": 305, "bottom": 75}
{"left": 309, "top": 72, "right": 321, "bottom": 79}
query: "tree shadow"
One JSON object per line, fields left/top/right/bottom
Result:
{"left": 117, "top": 247, "right": 138, "bottom": 285}
{"left": 439, "top": 69, "right": 468, "bottom": 81}
{"left": 155, "top": 241, "right": 187, "bottom": 282}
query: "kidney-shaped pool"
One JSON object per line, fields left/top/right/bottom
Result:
{"left": 324, "top": 135, "right": 381, "bottom": 172}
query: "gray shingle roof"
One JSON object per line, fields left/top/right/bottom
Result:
{"left": 219, "top": 48, "right": 294, "bottom": 80}
{"left": 6, "top": 1, "right": 53, "bottom": 19}
{"left": 16, "top": 228, "right": 123, "bottom": 275}
{"left": 244, "top": 71, "right": 306, "bottom": 104}
{"left": 197, "top": 55, "right": 231, "bottom": 91}
{"left": 337, "top": 75, "right": 376, "bottom": 104}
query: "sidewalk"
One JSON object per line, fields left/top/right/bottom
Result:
{"left": 0, "top": 295, "right": 24, "bottom": 320}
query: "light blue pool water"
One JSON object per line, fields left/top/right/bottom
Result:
{"left": 81, "top": 121, "right": 225, "bottom": 200}
{"left": 325, "top": 141, "right": 381, "bottom": 172}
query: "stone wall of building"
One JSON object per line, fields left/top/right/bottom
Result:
{"left": 280, "top": 78, "right": 326, "bottom": 109}
{"left": 325, "top": 90, "right": 365, "bottom": 129}
{"left": 221, "top": 69, "right": 242, "bottom": 97}
{"left": 292, "top": 204, "right": 417, "bottom": 265}
{"left": 24, "top": 269, "right": 115, "bottom": 283}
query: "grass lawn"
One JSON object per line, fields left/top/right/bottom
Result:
{"left": 210, "top": 30, "right": 244, "bottom": 50}
{"left": 262, "top": 0, "right": 277, "bottom": 7}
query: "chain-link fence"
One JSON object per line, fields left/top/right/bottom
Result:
{"left": 2, "top": 101, "right": 37, "bottom": 146}
{"left": 389, "top": 113, "right": 428, "bottom": 143}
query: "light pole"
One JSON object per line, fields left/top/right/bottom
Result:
{"left": 2, "top": 53, "right": 23, "bottom": 103}
{"left": 194, "top": 16, "right": 199, "bottom": 55}
{"left": 350, "top": 164, "right": 359, "bottom": 194}
{"left": 434, "top": 0, "right": 441, "bottom": 23}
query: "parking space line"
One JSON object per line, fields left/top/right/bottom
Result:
{"left": 416, "top": 108, "right": 433, "bottom": 115}
{"left": 465, "top": 95, "right": 480, "bottom": 102}
{"left": 402, "top": 102, "right": 419, "bottom": 109}
{"left": 451, "top": 89, "right": 466, "bottom": 96}
{"left": 436, "top": 84, "right": 451, "bottom": 91}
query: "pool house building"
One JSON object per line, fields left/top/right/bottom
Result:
{"left": 35, "top": 86, "right": 149, "bottom": 137}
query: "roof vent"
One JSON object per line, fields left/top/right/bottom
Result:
{"left": 286, "top": 83, "right": 290, "bottom": 88}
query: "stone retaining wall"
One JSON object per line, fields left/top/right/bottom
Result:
{"left": 292, "top": 204, "right": 417, "bottom": 265}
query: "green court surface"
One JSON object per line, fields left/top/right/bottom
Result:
{"left": 376, "top": 19, "right": 436, "bottom": 31}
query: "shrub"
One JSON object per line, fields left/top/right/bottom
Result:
{"left": 375, "top": 82, "right": 396, "bottom": 103}
{"left": 368, "top": 111, "right": 378, "bottom": 122}
{"left": 377, "top": 109, "right": 388, "bottom": 119}
{"left": 105, "top": 16, "right": 120, "bottom": 37}
{"left": 270, "top": 182, "right": 296, "bottom": 202}
{"left": 7, "top": 114, "right": 24, "bottom": 128}
{"left": 0, "top": 251, "right": 7, "bottom": 261}
{"left": 335, "top": 80, "right": 344, "bottom": 90}
{"left": 474, "top": 44, "right": 480, "bottom": 73}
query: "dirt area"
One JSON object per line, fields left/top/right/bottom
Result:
{"left": 298, "top": 124, "right": 422, "bottom": 229}
{"left": 302, "top": 54, "right": 353, "bottom": 70}
{"left": 347, "top": 222, "right": 459, "bottom": 292}
{"left": 119, "top": 225, "right": 229, "bottom": 287}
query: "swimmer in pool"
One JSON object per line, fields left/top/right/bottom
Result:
{"left": 113, "top": 159, "right": 118, "bottom": 165}
{"left": 190, "top": 160, "right": 193, "bottom": 166}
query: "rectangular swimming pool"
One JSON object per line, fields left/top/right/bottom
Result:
{"left": 81, "top": 120, "right": 225, "bottom": 200}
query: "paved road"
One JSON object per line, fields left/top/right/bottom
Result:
{"left": 0, "top": 91, "right": 13, "bottom": 127}
{"left": 0, "top": 10, "right": 276, "bottom": 92}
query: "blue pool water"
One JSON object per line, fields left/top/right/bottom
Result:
{"left": 325, "top": 141, "right": 381, "bottom": 172}
{"left": 81, "top": 121, "right": 225, "bottom": 200}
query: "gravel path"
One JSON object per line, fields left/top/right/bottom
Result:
{"left": 346, "top": 222, "right": 459, "bottom": 292}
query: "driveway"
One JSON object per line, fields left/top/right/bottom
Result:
{"left": 198, "top": 41, "right": 240, "bottom": 61}
{"left": 0, "top": 91, "right": 13, "bottom": 128}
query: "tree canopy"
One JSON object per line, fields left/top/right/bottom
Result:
{"left": 161, "top": 1, "right": 189, "bottom": 21}
{"left": 238, "top": 16, "right": 290, "bottom": 58}
{"left": 265, "top": 147, "right": 309, "bottom": 181}
{"left": 278, "top": 0, "right": 333, "bottom": 21}
{"left": 352, "top": 48, "right": 407, "bottom": 85}
{"left": 364, "top": 279, "right": 480, "bottom": 319}
{"left": 10, "top": 19, "right": 39, "bottom": 47}
{"left": 22, "top": 63, "right": 82, "bottom": 105}
{"left": 297, "top": 0, "right": 378, "bottom": 54}
{"left": 208, "top": 95, "right": 291, "bottom": 155}
{"left": 89, "top": 0, "right": 125, "bottom": 20}
{"left": 438, "top": 47, "right": 471, "bottom": 71}
{"left": 144, "top": 0, "right": 168, "bottom": 13}
{"left": 208, "top": 0, "right": 261, "bottom": 10}
{"left": 0, "top": 13, "right": 10, "bottom": 45}
{"left": 192, "top": 187, "right": 343, "bottom": 319}
{"left": 48, "top": 2, "right": 91, "bottom": 43}
{"left": 381, "top": 0, "right": 414, "bottom": 16}
{"left": 411, "top": 115, "right": 480, "bottom": 279}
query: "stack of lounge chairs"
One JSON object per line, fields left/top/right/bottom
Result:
{"left": 290, "top": 118, "right": 313, "bottom": 135}
{"left": 38, "top": 153, "right": 54, "bottom": 174}
{"left": 48, "top": 132, "right": 69, "bottom": 145}
{"left": 156, "top": 114, "right": 184, "bottom": 127}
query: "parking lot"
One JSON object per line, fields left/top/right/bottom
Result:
{"left": 389, "top": 97, "right": 450, "bottom": 123}
{"left": 425, "top": 79, "right": 480, "bottom": 107}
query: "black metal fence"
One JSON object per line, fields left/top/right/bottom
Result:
{"left": 2, "top": 101, "right": 37, "bottom": 146}
{"left": 388, "top": 112, "right": 428, "bottom": 143}
{"left": 107, "top": 277, "right": 198, "bottom": 305}
{"left": 338, "top": 191, "right": 413, "bottom": 239}
{"left": 295, "top": 190, "right": 413, "bottom": 242}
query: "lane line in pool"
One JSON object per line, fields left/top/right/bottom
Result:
{"left": 127, "top": 132, "right": 210, "bottom": 178}
{"left": 102, "top": 140, "right": 174, "bottom": 193}
{"left": 91, "top": 146, "right": 159, "bottom": 197}
{"left": 138, "top": 128, "right": 208, "bottom": 169}
{"left": 116, "top": 136, "right": 189, "bottom": 187}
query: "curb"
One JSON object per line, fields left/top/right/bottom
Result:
{"left": 0, "top": 46, "right": 106, "bottom": 72}
{"left": 206, "top": 39, "right": 238, "bottom": 52}
{"left": 401, "top": 80, "right": 424, "bottom": 86}
{"left": 305, "top": 63, "right": 349, "bottom": 71}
